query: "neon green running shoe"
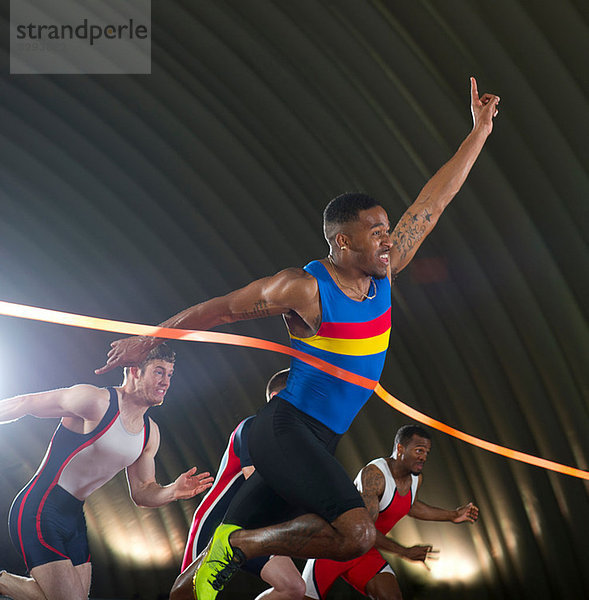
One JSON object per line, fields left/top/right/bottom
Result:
{"left": 193, "top": 523, "right": 245, "bottom": 599}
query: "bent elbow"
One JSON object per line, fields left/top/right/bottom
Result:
{"left": 129, "top": 489, "right": 146, "bottom": 508}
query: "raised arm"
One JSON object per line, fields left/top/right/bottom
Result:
{"left": 0, "top": 384, "right": 108, "bottom": 425}
{"left": 126, "top": 419, "right": 214, "bottom": 508}
{"left": 389, "top": 77, "right": 499, "bottom": 276}
{"left": 96, "top": 267, "right": 319, "bottom": 374}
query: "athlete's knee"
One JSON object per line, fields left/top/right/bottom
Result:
{"left": 273, "top": 577, "right": 306, "bottom": 600}
{"left": 372, "top": 586, "right": 402, "bottom": 600}
{"left": 261, "top": 557, "right": 306, "bottom": 599}
{"left": 332, "top": 512, "right": 376, "bottom": 560}
{"left": 271, "top": 573, "right": 306, "bottom": 599}
{"left": 283, "top": 575, "right": 306, "bottom": 599}
{"left": 30, "top": 561, "right": 90, "bottom": 600}
{"left": 169, "top": 567, "right": 195, "bottom": 600}
{"left": 365, "top": 572, "right": 403, "bottom": 600}
{"left": 169, "top": 580, "right": 181, "bottom": 600}
{"left": 344, "top": 520, "right": 376, "bottom": 558}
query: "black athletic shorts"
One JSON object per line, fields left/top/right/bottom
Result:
{"left": 224, "top": 397, "right": 364, "bottom": 528}
{"left": 9, "top": 484, "right": 90, "bottom": 571}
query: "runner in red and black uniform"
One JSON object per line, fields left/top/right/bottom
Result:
{"left": 302, "top": 425, "right": 478, "bottom": 600}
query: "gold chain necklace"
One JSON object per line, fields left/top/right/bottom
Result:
{"left": 327, "top": 255, "right": 377, "bottom": 300}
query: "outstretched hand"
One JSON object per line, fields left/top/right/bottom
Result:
{"left": 453, "top": 501, "right": 479, "bottom": 523}
{"left": 95, "top": 336, "right": 157, "bottom": 374}
{"left": 173, "top": 467, "right": 214, "bottom": 500}
{"left": 470, "top": 76, "right": 500, "bottom": 135}
{"left": 403, "top": 544, "right": 439, "bottom": 569}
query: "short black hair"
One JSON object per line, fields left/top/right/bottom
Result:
{"left": 138, "top": 343, "right": 176, "bottom": 370}
{"left": 323, "top": 192, "right": 381, "bottom": 227}
{"left": 392, "top": 424, "right": 431, "bottom": 457}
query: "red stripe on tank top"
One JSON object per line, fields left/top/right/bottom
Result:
{"left": 316, "top": 307, "right": 391, "bottom": 339}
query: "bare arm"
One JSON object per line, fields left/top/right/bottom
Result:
{"left": 374, "top": 529, "right": 436, "bottom": 564}
{"left": 96, "top": 268, "right": 319, "bottom": 374}
{"left": 0, "top": 384, "right": 108, "bottom": 425}
{"left": 359, "top": 465, "right": 436, "bottom": 562}
{"left": 359, "top": 464, "right": 386, "bottom": 523}
{"left": 409, "top": 499, "right": 479, "bottom": 523}
{"left": 358, "top": 467, "right": 404, "bottom": 554}
{"left": 389, "top": 77, "right": 499, "bottom": 276}
{"left": 126, "top": 420, "right": 214, "bottom": 507}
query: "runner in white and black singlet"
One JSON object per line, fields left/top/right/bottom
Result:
{"left": 0, "top": 345, "right": 213, "bottom": 600}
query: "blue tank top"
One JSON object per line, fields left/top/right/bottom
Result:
{"left": 279, "top": 260, "right": 391, "bottom": 433}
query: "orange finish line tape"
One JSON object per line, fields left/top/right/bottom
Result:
{"left": 373, "top": 384, "right": 588, "bottom": 480}
{"left": 1, "top": 299, "right": 587, "bottom": 481}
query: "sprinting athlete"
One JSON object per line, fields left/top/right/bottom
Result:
{"left": 0, "top": 345, "right": 213, "bottom": 600}
{"left": 171, "top": 369, "right": 304, "bottom": 600}
{"left": 95, "top": 78, "right": 499, "bottom": 600}
{"left": 302, "top": 425, "right": 479, "bottom": 599}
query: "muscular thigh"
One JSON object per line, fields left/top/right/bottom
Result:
{"left": 344, "top": 549, "right": 392, "bottom": 596}
{"left": 248, "top": 398, "right": 363, "bottom": 523}
{"left": 30, "top": 560, "right": 91, "bottom": 600}
{"left": 75, "top": 562, "right": 92, "bottom": 593}
{"left": 364, "top": 571, "right": 401, "bottom": 600}
{"left": 224, "top": 470, "right": 298, "bottom": 529}
{"left": 302, "top": 557, "right": 351, "bottom": 600}
{"left": 304, "top": 550, "right": 395, "bottom": 599}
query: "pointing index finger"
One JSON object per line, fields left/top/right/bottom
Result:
{"left": 470, "top": 76, "right": 479, "bottom": 102}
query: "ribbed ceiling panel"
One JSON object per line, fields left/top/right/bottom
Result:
{"left": 0, "top": 2, "right": 587, "bottom": 598}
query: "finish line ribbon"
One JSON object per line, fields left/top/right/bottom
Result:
{"left": 1, "top": 299, "right": 587, "bottom": 481}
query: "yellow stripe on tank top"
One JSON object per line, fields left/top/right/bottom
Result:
{"left": 290, "top": 329, "right": 391, "bottom": 356}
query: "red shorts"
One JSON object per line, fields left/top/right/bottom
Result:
{"left": 303, "top": 548, "right": 394, "bottom": 598}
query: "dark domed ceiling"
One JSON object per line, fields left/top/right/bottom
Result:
{"left": 0, "top": 2, "right": 587, "bottom": 599}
